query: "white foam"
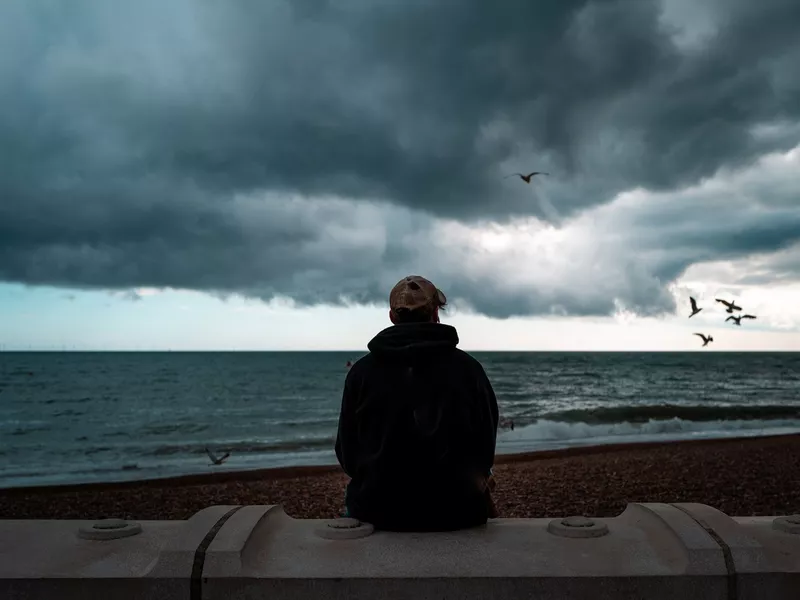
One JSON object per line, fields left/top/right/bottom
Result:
{"left": 496, "top": 418, "right": 800, "bottom": 453}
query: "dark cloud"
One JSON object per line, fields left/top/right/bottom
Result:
{"left": 621, "top": 149, "right": 800, "bottom": 276}
{"left": 730, "top": 242, "right": 800, "bottom": 287}
{"left": 1, "top": 0, "right": 800, "bottom": 317}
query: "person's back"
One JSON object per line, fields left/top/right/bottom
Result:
{"left": 335, "top": 276, "right": 499, "bottom": 531}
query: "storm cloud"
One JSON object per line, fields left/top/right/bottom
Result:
{"left": 1, "top": 0, "right": 799, "bottom": 317}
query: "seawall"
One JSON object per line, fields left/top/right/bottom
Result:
{"left": 2, "top": 502, "right": 799, "bottom": 599}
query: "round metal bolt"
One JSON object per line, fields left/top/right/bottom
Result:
{"left": 772, "top": 515, "right": 800, "bottom": 535}
{"left": 315, "top": 517, "right": 374, "bottom": 540}
{"left": 78, "top": 518, "right": 142, "bottom": 540}
{"left": 548, "top": 515, "right": 609, "bottom": 538}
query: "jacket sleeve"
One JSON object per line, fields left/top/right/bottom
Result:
{"left": 475, "top": 364, "right": 499, "bottom": 475}
{"left": 334, "top": 369, "right": 359, "bottom": 478}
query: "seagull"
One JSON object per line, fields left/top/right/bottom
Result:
{"left": 694, "top": 333, "right": 714, "bottom": 347}
{"left": 205, "top": 447, "right": 230, "bottom": 466}
{"left": 726, "top": 314, "right": 757, "bottom": 326}
{"left": 504, "top": 171, "right": 549, "bottom": 183}
{"left": 688, "top": 297, "right": 702, "bottom": 318}
{"left": 715, "top": 298, "right": 742, "bottom": 313}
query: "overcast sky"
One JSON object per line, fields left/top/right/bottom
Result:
{"left": 1, "top": 0, "right": 799, "bottom": 350}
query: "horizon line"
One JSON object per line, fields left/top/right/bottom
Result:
{"left": 2, "top": 348, "right": 799, "bottom": 353}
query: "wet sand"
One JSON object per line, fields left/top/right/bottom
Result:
{"left": 1, "top": 434, "right": 798, "bottom": 520}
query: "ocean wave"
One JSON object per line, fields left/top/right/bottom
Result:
{"left": 499, "top": 417, "right": 800, "bottom": 445}
{"left": 56, "top": 463, "right": 142, "bottom": 477}
{"left": 52, "top": 409, "right": 86, "bottom": 417}
{"left": 9, "top": 425, "right": 52, "bottom": 436}
{"left": 139, "top": 422, "right": 211, "bottom": 435}
{"left": 84, "top": 446, "right": 113, "bottom": 456}
{"left": 40, "top": 396, "right": 92, "bottom": 405}
{"left": 537, "top": 404, "right": 800, "bottom": 424}
{"left": 276, "top": 418, "right": 339, "bottom": 428}
{"left": 145, "top": 435, "right": 336, "bottom": 457}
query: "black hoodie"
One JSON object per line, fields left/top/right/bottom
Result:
{"left": 335, "top": 322, "right": 498, "bottom": 531}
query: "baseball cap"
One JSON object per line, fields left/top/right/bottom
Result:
{"left": 389, "top": 275, "right": 447, "bottom": 313}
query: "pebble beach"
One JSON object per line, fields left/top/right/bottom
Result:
{"left": 1, "top": 434, "right": 798, "bottom": 521}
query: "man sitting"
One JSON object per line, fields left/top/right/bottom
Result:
{"left": 335, "top": 275, "right": 499, "bottom": 531}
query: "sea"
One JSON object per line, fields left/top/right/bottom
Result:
{"left": 1, "top": 351, "right": 800, "bottom": 489}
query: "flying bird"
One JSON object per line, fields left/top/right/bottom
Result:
{"left": 726, "top": 314, "right": 757, "bottom": 326}
{"left": 505, "top": 171, "right": 549, "bottom": 183}
{"left": 715, "top": 298, "right": 742, "bottom": 313}
{"left": 205, "top": 447, "right": 230, "bottom": 466}
{"left": 688, "top": 297, "right": 702, "bottom": 318}
{"left": 694, "top": 333, "right": 714, "bottom": 347}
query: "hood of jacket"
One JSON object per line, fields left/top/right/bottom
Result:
{"left": 367, "top": 323, "right": 459, "bottom": 361}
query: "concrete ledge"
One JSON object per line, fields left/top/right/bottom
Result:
{"left": 148, "top": 504, "right": 241, "bottom": 579}
{"left": 727, "top": 512, "right": 800, "bottom": 599}
{"left": 0, "top": 503, "right": 798, "bottom": 599}
{"left": 0, "top": 518, "right": 186, "bottom": 599}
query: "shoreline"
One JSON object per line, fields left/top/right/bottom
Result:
{"left": 2, "top": 432, "right": 799, "bottom": 520}
{"left": 2, "top": 432, "right": 798, "bottom": 495}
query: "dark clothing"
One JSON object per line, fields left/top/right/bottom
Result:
{"left": 335, "top": 322, "right": 499, "bottom": 531}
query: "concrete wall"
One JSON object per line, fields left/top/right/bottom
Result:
{"left": 1, "top": 503, "right": 798, "bottom": 599}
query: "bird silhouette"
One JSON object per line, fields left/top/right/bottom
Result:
{"left": 694, "top": 333, "right": 714, "bottom": 347}
{"left": 715, "top": 298, "right": 742, "bottom": 313}
{"left": 505, "top": 171, "right": 549, "bottom": 183}
{"left": 726, "top": 314, "right": 757, "bottom": 326}
{"left": 205, "top": 447, "right": 231, "bottom": 466}
{"left": 688, "top": 297, "right": 702, "bottom": 318}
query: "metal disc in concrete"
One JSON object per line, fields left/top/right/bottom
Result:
{"left": 315, "top": 518, "right": 374, "bottom": 540}
{"left": 78, "top": 519, "right": 143, "bottom": 540}
{"left": 548, "top": 516, "right": 609, "bottom": 538}
{"left": 773, "top": 515, "right": 800, "bottom": 535}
